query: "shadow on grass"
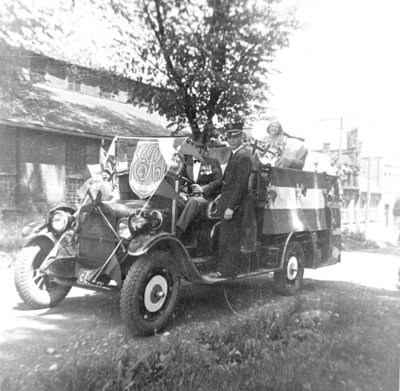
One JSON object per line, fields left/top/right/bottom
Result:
{"left": 2, "top": 271, "right": 400, "bottom": 391}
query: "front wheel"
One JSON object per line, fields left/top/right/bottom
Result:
{"left": 120, "top": 251, "right": 181, "bottom": 336}
{"left": 14, "top": 239, "right": 71, "bottom": 308}
{"left": 274, "top": 241, "right": 305, "bottom": 296}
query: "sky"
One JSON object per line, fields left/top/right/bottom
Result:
{"left": 265, "top": 0, "right": 400, "bottom": 157}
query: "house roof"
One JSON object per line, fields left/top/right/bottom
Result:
{"left": 0, "top": 81, "right": 173, "bottom": 139}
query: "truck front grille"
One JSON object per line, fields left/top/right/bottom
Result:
{"left": 77, "top": 208, "right": 117, "bottom": 268}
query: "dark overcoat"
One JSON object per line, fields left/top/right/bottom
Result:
{"left": 217, "top": 145, "right": 252, "bottom": 276}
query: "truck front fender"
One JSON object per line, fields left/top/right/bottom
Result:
{"left": 128, "top": 232, "right": 204, "bottom": 283}
{"left": 25, "top": 230, "right": 57, "bottom": 247}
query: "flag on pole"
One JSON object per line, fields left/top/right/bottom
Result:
{"left": 100, "top": 138, "right": 117, "bottom": 191}
{"left": 248, "top": 137, "right": 281, "bottom": 165}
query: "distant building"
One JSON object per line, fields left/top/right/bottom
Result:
{"left": 359, "top": 156, "right": 400, "bottom": 229}
{"left": 0, "top": 43, "right": 173, "bottom": 219}
{"left": 317, "top": 128, "right": 400, "bottom": 237}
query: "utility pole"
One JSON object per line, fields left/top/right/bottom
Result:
{"left": 319, "top": 116, "right": 349, "bottom": 173}
{"left": 319, "top": 116, "right": 359, "bottom": 155}
{"left": 364, "top": 155, "right": 372, "bottom": 236}
{"left": 338, "top": 117, "right": 343, "bottom": 164}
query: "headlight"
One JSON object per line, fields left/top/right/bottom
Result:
{"left": 128, "top": 214, "right": 149, "bottom": 236}
{"left": 117, "top": 218, "right": 132, "bottom": 240}
{"left": 50, "top": 210, "right": 73, "bottom": 233}
{"left": 148, "top": 210, "right": 163, "bottom": 229}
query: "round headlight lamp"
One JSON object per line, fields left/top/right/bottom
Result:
{"left": 51, "top": 210, "right": 73, "bottom": 233}
{"left": 117, "top": 218, "right": 132, "bottom": 240}
{"left": 128, "top": 214, "right": 149, "bottom": 236}
{"left": 148, "top": 210, "right": 163, "bottom": 229}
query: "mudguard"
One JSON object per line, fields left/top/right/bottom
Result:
{"left": 128, "top": 232, "right": 205, "bottom": 283}
{"left": 279, "top": 231, "right": 316, "bottom": 269}
{"left": 21, "top": 220, "right": 47, "bottom": 240}
{"left": 24, "top": 229, "right": 57, "bottom": 247}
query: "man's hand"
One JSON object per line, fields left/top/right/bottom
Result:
{"left": 224, "top": 208, "right": 234, "bottom": 220}
{"left": 179, "top": 192, "right": 188, "bottom": 203}
{"left": 191, "top": 184, "right": 203, "bottom": 195}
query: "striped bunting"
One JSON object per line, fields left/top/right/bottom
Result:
{"left": 256, "top": 167, "right": 340, "bottom": 235}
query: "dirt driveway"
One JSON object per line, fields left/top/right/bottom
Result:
{"left": 1, "top": 248, "right": 399, "bottom": 389}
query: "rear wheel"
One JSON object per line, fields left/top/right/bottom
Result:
{"left": 274, "top": 241, "right": 305, "bottom": 296}
{"left": 120, "top": 251, "right": 180, "bottom": 336}
{"left": 14, "top": 239, "right": 71, "bottom": 308}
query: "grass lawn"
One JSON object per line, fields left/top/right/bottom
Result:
{"left": 3, "top": 283, "right": 397, "bottom": 391}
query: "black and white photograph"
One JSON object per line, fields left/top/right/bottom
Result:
{"left": 0, "top": 0, "right": 399, "bottom": 390}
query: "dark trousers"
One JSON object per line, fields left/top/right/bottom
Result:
{"left": 177, "top": 196, "right": 208, "bottom": 232}
{"left": 217, "top": 210, "right": 243, "bottom": 276}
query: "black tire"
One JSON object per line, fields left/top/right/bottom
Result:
{"left": 14, "top": 239, "right": 71, "bottom": 309}
{"left": 274, "top": 241, "right": 305, "bottom": 296}
{"left": 120, "top": 251, "right": 181, "bottom": 336}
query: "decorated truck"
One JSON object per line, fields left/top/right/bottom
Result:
{"left": 14, "top": 136, "right": 341, "bottom": 336}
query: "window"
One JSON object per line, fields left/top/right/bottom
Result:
{"left": 67, "top": 76, "right": 81, "bottom": 92}
{"left": 66, "top": 139, "right": 86, "bottom": 206}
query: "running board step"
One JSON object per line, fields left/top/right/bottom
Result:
{"left": 201, "top": 268, "right": 276, "bottom": 283}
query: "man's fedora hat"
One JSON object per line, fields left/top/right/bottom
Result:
{"left": 224, "top": 122, "right": 244, "bottom": 137}
{"left": 189, "top": 132, "right": 207, "bottom": 147}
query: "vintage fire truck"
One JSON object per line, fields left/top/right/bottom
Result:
{"left": 14, "top": 136, "right": 341, "bottom": 335}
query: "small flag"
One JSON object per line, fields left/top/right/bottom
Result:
{"left": 100, "top": 138, "right": 117, "bottom": 191}
{"left": 248, "top": 137, "right": 281, "bottom": 165}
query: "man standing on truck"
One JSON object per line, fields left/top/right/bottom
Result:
{"left": 211, "top": 122, "right": 253, "bottom": 278}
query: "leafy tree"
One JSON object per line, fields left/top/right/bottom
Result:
{"left": 0, "top": 0, "right": 299, "bottom": 136}
{"left": 112, "top": 0, "right": 300, "bottom": 135}
{"left": 0, "top": 0, "right": 140, "bottom": 71}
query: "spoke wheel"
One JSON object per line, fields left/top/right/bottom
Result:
{"left": 274, "top": 241, "right": 305, "bottom": 296}
{"left": 120, "top": 251, "right": 181, "bottom": 336}
{"left": 14, "top": 239, "right": 71, "bottom": 308}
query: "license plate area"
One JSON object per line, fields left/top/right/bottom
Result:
{"left": 77, "top": 268, "right": 96, "bottom": 285}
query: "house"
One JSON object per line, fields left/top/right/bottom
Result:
{"left": 0, "top": 43, "right": 175, "bottom": 218}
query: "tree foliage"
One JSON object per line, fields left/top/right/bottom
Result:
{"left": 0, "top": 0, "right": 141, "bottom": 75}
{"left": 112, "top": 0, "right": 299, "bottom": 134}
{"left": 0, "top": 0, "right": 300, "bottom": 136}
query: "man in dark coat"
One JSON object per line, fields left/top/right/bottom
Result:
{"left": 212, "top": 122, "right": 253, "bottom": 278}
{"left": 176, "top": 133, "right": 222, "bottom": 236}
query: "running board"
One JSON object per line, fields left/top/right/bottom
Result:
{"left": 200, "top": 268, "right": 277, "bottom": 284}
{"left": 52, "top": 277, "right": 118, "bottom": 294}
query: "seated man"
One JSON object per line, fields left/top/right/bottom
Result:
{"left": 176, "top": 133, "right": 223, "bottom": 237}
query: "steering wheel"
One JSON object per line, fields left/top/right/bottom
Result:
{"left": 175, "top": 157, "right": 194, "bottom": 194}
{"left": 178, "top": 175, "right": 193, "bottom": 196}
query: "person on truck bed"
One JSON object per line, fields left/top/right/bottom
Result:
{"left": 263, "top": 121, "right": 308, "bottom": 170}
